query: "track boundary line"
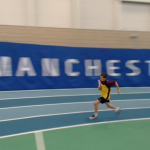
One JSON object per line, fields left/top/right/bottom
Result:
{"left": 0, "top": 107, "right": 150, "bottom": 123}
{"left": 0, "top": 92, "right": 150, "bottom": 101}
{"left": 1, "top": 99, "right": 150, "bottom": 110}
{"left": 0, "top": 117, "right": 150, "bottom": 139}
{"left": 0, "top": 86, "right": 149, "bottom": 93}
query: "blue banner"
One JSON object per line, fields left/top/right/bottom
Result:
{"left": 0, "top": 42, "right": 149, "bottom": 90}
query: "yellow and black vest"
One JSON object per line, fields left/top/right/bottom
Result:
{"left": 101, "top": 81, "right": 111, "bottom": 100}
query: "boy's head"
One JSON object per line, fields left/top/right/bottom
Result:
{"left": 100, "top": 73, "right": 107, "bottom": 81}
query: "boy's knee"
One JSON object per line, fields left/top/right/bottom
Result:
{"left": 106, "top": 104, "right": 110, "bottom": 108}
{"left": 106, "top": 105, "right": 110, "bottom": 108}
{"left": 94, "top": 101, "right": 99, "bottom": 105}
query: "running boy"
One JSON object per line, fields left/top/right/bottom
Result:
{"left": 89, "top": 73, "right": 121, "bottom": 120}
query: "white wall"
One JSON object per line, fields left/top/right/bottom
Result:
{"left": 0, "top": 0, "right": 149, "bottom": 31}
{"left": 0, "top": 0, "right": 72, "bottom": 27}
{"left": 37, "top": 0, "right": 72, "bottom": 28}
{"left": 122, "top": 2, "right": 150, "bottom": 31}
{"left": 0, "top": 0, "right": 27, "bottom": 25}
{"left": 80, "top": 0, "right": 113, "bottom": 30}
{"left": 0, "top": 0, "right": 118, "bottom": 29}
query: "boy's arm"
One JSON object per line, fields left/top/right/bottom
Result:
{"left": 115, "top": 81, "right": 121, "bottom": 94}
{"left": 98, "top": 80, "right": 101, "bottom": 90}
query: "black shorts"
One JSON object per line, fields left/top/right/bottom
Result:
{"left": 98, "top": 97, "right": 110, "bottom": 104}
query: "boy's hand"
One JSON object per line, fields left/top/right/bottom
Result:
{"left": 117, "top": 89, "right": 121, "bottom": 94}
{"left": 98, "top": 80, "right": 100, "bottom": 85}
{"left": 98, "top": 80, "right": 101, "bottom": 90}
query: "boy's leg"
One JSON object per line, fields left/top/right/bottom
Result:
{"left": 94, "top": 100, "right": 100, "bottom": 114}
{"left": 105, "top": 102, "right": 120, "bottom": 114}
{"left": 105, "top": 102, "right": 116, "bottom": 110}
{"left": 89, "top": 100, "right": 100, "bottom": 120}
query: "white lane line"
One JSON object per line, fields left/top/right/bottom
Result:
{"left": 0, "top": 110, "right": 95, "bottom": 123}
{"left": 112, "top": 92, "right": 150, "bottom": 94}
{"left": 0, "top": 107, "right": 150, "bottom": 123}
{"left": 0, "top": 88, "right": 97, "bottom": 93}
{"left": 0, "top": 94, "right": 99, "bottom": 101}
{"left": 0, "top": 99, "right": 150, "bottom": 110}
{"left": 0, "top": 92, "right": 150, "bottom": 101}
{"left": 0, "top": 117, "right": 150, "bottom": 139}
{"left": 35, "top": 132, "right": 46, "bottom": 150}
{"left": 0, "top": 101, "right": 93, "bottom": 109}
{"left": 0, "top": 86, "right": 149, "bottom": 93}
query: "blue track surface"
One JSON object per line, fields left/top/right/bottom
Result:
{"left": 0, "top": 93, "right": 150, "bottom": 108}
{"left": 0, "top": 108, "right": 150, "bottom": 137}
{"left": 0, "top": 87, "right": 150, "bottom": 138}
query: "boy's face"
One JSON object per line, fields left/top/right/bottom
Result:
{"left": 100, "top": 76, "right": 106, "bottom": 81}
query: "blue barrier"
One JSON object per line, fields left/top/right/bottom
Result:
{"left": 0, "top": 42, "right": 149, "bottom": 90}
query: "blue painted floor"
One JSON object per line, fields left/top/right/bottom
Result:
{"left": 0, "top": 87, "right": 150, "bottom": 138}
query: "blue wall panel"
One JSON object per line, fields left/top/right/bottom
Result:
{"left": 0, "top": 42, "right": 149, "bottom": 90}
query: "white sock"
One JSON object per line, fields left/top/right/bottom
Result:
{"left": 115, "top": 107, "right": 119, "bottom": 112}
{"left": 94, "top": 113, "right": 98, "bottom": 117}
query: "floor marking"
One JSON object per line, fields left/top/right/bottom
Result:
{"left": 0, "top": 117, "right": 150, "bottom": 139}
{"left": 0, "top": 107, "right": 150, "bottom": 123}
{"left": 0, "top": 88, "right": 97, "bottom": 93}
{"left": 0, "top": 86, "right": 149, "bottom": 93}
{"left": 0, "top": 98, "right": 150, "bottom": 110}
{"left": 0, "top": 92, "right": 150, "bottom": 101}
{"left": 35, "top": 132, "right": 46, "bottom": 150}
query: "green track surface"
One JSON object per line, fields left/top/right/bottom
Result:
{"left": 44, "top": 120, "right": 150, "bottom": 150}
{"left": 0, "top": 134, "right": 36, "bottom": 150}
{"left": 0, "top": 120, "right": 150, "bottom": 150}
